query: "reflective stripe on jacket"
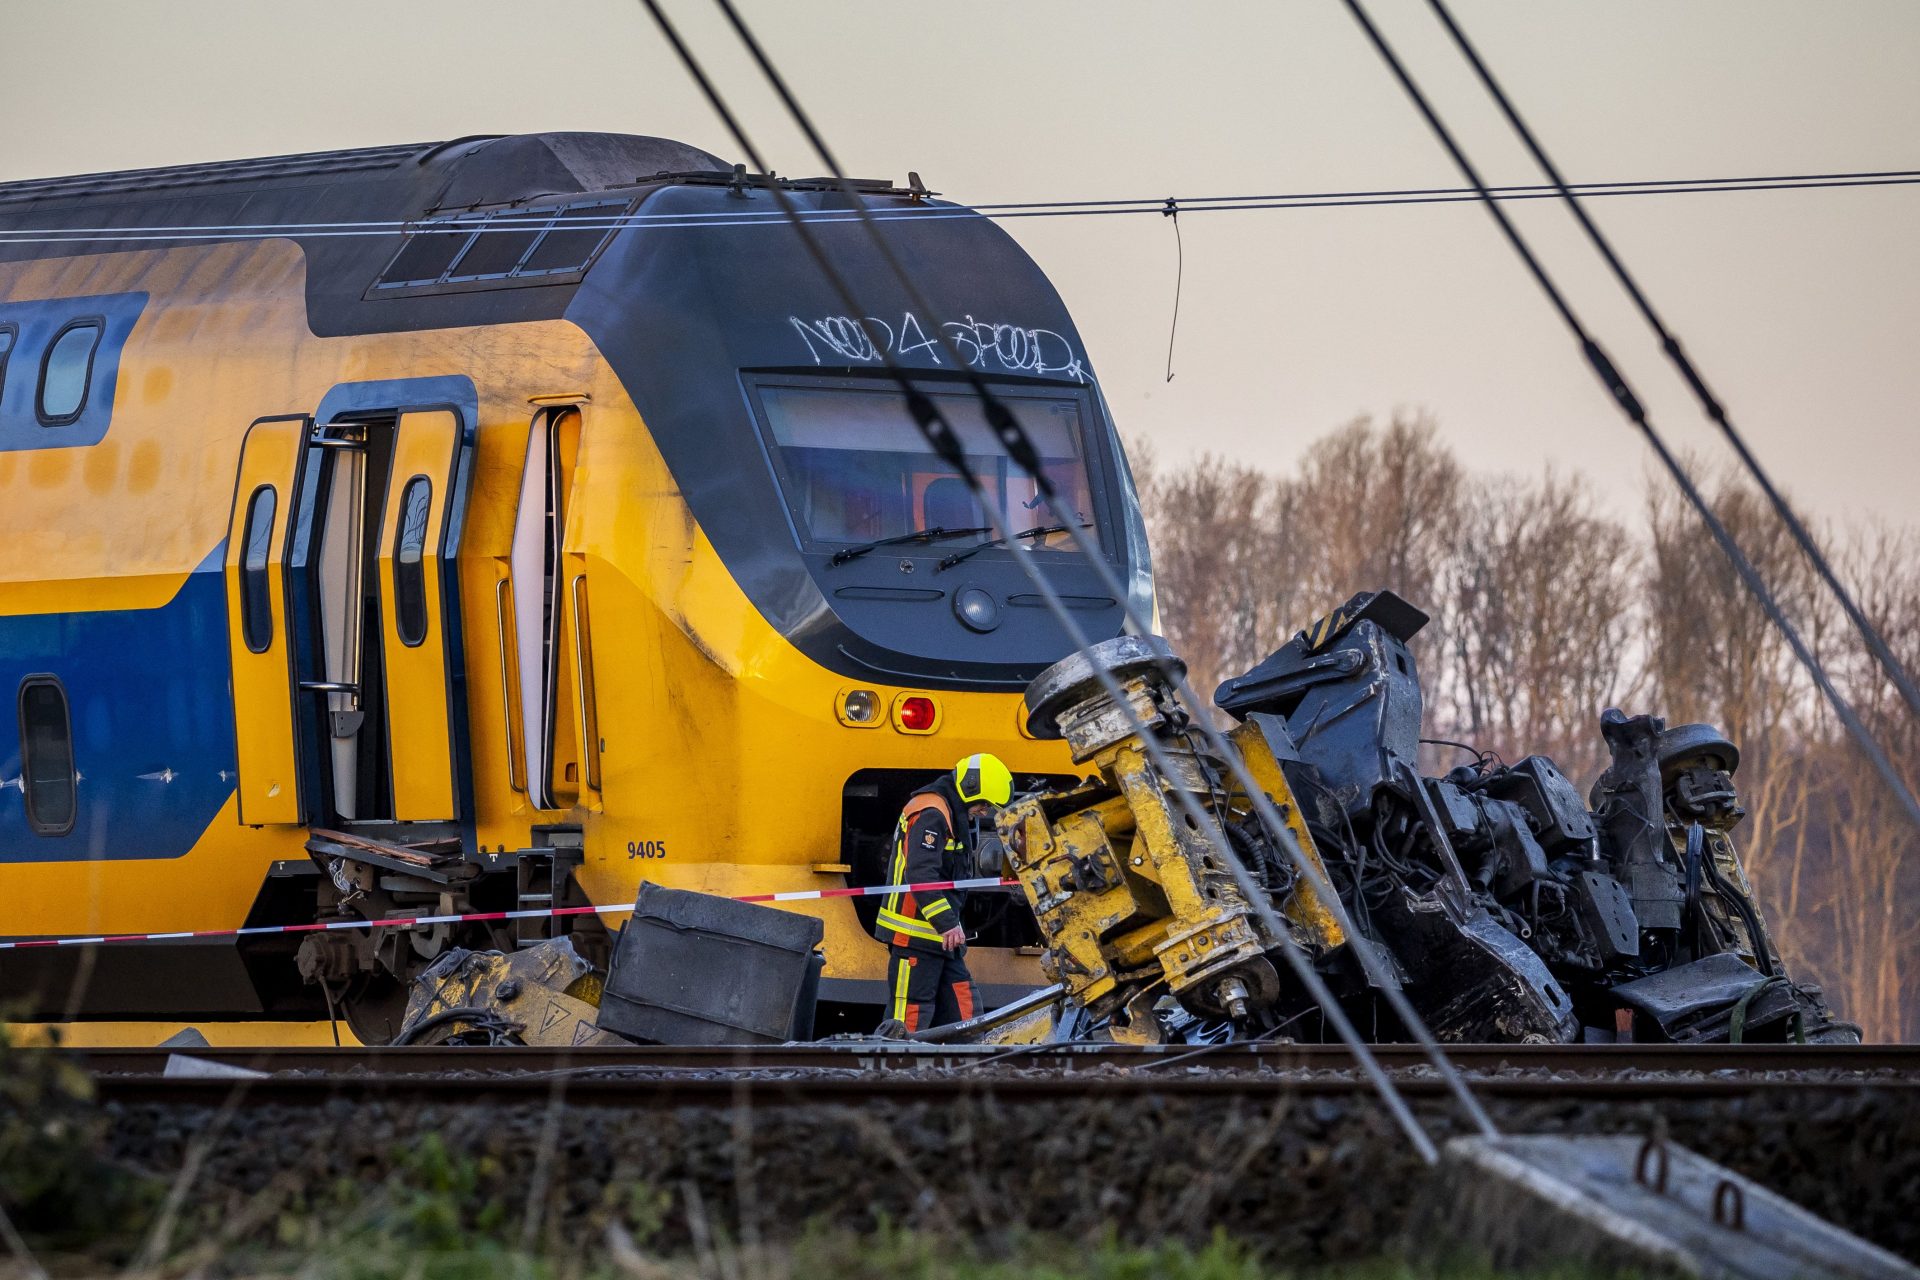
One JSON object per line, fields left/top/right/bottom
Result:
{"left": 874, "top": 786, "right": 969, "bottom": 950}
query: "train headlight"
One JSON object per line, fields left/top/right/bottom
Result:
{"left": 954, "top": 585, "right": 1001, "bottom": 633}
{"left": 837, "top": 688, "right": 882, "bottom": 727}
{"left": 893, "top": 693, "right": 941, "bottom": 734}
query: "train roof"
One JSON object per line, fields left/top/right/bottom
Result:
{"left": 0, "top": 133, "right": 784, "bottom": 337}
{"left": 0, "top": 133, "right": 728, "bottom": 216}
{"left": 0, "top": 132, "right": 947, "bottom": 339}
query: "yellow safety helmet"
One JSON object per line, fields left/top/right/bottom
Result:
{"left": 954, "top": 752, "right": 1013, "bottom": 807}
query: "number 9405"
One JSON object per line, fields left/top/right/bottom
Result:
{"left": 626, "top": 840, "right": 668, "bottom": 860}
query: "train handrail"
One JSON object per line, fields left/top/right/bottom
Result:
{"left": 495, "top": 576, "right": 526, "bottom": 794}
{"left": 571, "top": 573, "right": 602, "bottom": 792}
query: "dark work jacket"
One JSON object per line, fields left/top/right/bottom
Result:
{"left": 873, "top": 776, "right": 973, "bottom": 952}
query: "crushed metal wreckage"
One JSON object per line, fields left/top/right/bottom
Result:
{"left": 984, "top": 589, "right": 1854, "bottom": 1047}
{"left": 401, "top": 589, "right": 1851, "bottom": 1051}
{"left": 394, "top": 935, "right": 622, "bottom": 1047}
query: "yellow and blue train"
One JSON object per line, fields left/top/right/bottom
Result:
{"left": 0, "top": 132, "right": 1153, "bottom": 1040}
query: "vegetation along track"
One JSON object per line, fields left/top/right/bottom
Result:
{"left": 33, "top": 1041, "right": 1919, "bottom": 1266}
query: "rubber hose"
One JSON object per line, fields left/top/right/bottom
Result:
{"left": 1728, "top": 975, "right": 1789, "bottom": 1044}
{"left": 392, "top": 1006, "right": 517, "bottom": 1046}
{"left": 1699, "top": 846, "right": 1775, "bottom": 977}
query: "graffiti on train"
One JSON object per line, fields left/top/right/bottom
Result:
{"left": 788, "top": 311, "right": 1090, "bottom": 383}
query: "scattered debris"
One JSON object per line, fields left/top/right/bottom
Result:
{"left": 394, "top": 937, "right": 621, "bottom": 1047}
{"left": 389, "top": 887, "right": 828, "bottom": 1048}
{"left": 159, "top": 1054, "right": 265, "bottom": 1080}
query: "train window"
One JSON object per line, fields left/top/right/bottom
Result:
{"left": 18, "top": 676, "right": 76, "bottom": 836}
{"left": 517, "top": 202, "right": 622, "bottom": 275}
{"left": 394, "top": 476, "right": 433, "bottom": 646}
{"left": 372, "top": 199, "right": 626, "bottom": 292}
{"left": 757, "top": 384, "right": 1102, "bottom": 552}
{"left": 0, "top": 325, "right": 15, "bottom": 395}
{"left": 239, "top": 485, "right": 278, "bottom": 653}
{"left": 447, "top": 210, "right": 545, "bottom": 278}
{"left": 37, "top": 319, "right": 102, "bottom": 425}
{"left": 381, "top": 222, "right": 474, "bottom": 286}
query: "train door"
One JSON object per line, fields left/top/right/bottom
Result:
{"left": 223, "top": 417, "right": 312, "bottom": 826}
{"left": 375, "top": 409, "right": 466, "bottom": 821}
{"left": 508, "top": 404, "right": 600, "bottom": 812}
{"left": 294, "top": 408, "right": 472, "bottom": 827}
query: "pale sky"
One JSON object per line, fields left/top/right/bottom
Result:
{"left": 6, "top": 1, "right": 1917, "bottom": 532}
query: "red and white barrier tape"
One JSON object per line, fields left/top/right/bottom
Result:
{"left": 0, "top": 876, "right": 1023, "bottom": 951}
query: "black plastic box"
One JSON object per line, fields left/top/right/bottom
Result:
{"left": 596, "top": 882, "right": 826, "bottom": 1045}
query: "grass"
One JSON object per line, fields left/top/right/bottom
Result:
{"left": 6, "top": 1133, "right": 1652, "bottom": 1280}
{"left": 134, "top": 1220, "right": 1651, "bottom": 1280}
{"left": 0, "top": 1134, "right": 1658, "bottom": 1280}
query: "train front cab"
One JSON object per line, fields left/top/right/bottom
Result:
{"left": 555, "top": 368, "right": 1144, "bottom": 1024}
{"left": 547, "top": 188, "right": 1154, "bottom": 1024}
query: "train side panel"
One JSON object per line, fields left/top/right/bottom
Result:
{"left": 0, "top": 233, "right": 1066, "bottom": 1014}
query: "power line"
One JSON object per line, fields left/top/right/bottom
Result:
{"left": 696, "top": 0, "right": 1501, "bottom": 1153}
{"left": 975, "top": 166, "right": 1920, "bottom": 210}
{"left": 1163, "top": 198, "right": 1183, "bottom": 383}
{"left": 1425, "top": 0, "right": 1920, "bottom": 730}
{"left": 0, "top": 169, "right": 1916, "bottom": 245}
{"left": 1342, "top": 0, "right": 1920, "bottom": 839}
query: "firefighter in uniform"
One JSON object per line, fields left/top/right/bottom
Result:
{"left": 873, "top": 752, "right": 1014, "bottom": 1032}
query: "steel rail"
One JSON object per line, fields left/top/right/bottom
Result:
{"left": 80, "top": 1069, "right": 1920, "bottom": 1110}
{"left": 62, "top": 1042, "right": 1920, "bottom": 1078}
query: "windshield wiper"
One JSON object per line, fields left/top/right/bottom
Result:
{"left": 937, "top": 522, "right": 1092, "bottom": 571}
{"left": 829, "top": 525, "right": 992, "bottom": 566}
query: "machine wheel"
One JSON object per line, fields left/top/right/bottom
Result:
{"left": 340, "top": 972, "right": 412, "bottom": 1046}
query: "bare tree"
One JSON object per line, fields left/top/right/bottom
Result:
{"left": 1134, "top": 448, "right": 1292, "bottom": 704}
{"left": 1286, "top": 412, "right": 1465, "bottom": 627}
{"left": 1433, "top": 471, "right": 1638, "bottom": 783}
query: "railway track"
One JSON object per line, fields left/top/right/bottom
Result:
{"left": 61, "top": 1040, "right": 1920, "bottom": 1272}
{"left": 61, "top": 1041, "right": 1920, "bottom": 1107}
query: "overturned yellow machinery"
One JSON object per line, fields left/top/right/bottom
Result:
{"left": 996, "top": 636, "right": 1338, "bottom": 1041}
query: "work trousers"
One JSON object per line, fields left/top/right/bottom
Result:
{"left": 887, "top": 943, "right": 975, "bottom": 1032}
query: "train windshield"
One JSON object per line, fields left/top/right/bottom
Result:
{"left": 758, "top": 383, "right": 1100, "bottom": 552}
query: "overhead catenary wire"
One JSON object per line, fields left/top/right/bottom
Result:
{"left": 1163, "top": 198, "right": 1183, "bottom": 382}
{"left": 639, "top": 0, "right": 1458, "bottom": 1163}
{"left": 0, "top": 169, "right": 1917, "bottom": 245}
{"left": 1424, "top": 0, "right": 1920, "bottom": 730}
{"left": 692, "top": 0, "right": 1502, "bottom": 1155}
{"left": 1341, "top": 0, "right": 1920, "bottom": 842}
